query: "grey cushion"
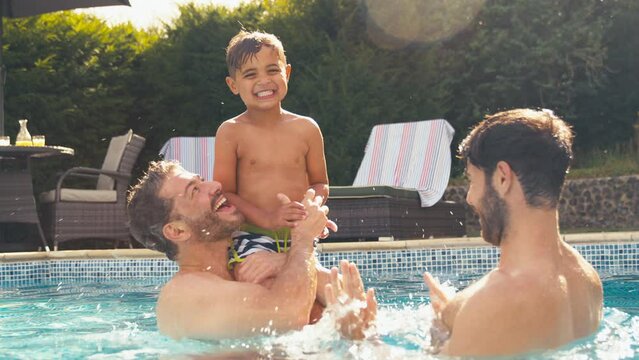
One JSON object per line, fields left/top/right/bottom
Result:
{"left": 39, "top": 189, "right": 117, "bottom": 203}
{"left": 96, "top": 130, "right": 132, "bottom": 190}
{"left": 329, "top": 185, "right": 420, "bottom": 200}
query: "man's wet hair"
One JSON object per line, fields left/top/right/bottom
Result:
{"left": 458, "top": 108, "right": 574, "bottom": 208}
{"left": 127, "top": 161, "right": 180, "bottom": 260}
{"left": 225, "top": 30, "right": 286, "bottom": 77}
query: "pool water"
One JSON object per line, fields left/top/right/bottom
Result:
{"left": 0, "top": 272, "right": 637, "bottom": 359}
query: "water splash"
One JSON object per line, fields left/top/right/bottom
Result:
{"left": 263, "top": 302, "right": 441, "bottom": 359}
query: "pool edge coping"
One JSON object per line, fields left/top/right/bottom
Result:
{"left": 1, "top": 231, "right": 637, "bottom": 262}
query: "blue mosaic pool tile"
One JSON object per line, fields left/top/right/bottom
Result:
{"left": 0, "top": 261, "right": 48, "bottom": 287}
{"left": 317, "top": 246, "right": 501, "bottom": 276}
{"left": 45, "top": 259, "right": 179, "bottom": 283}
{"left": 1, "top": 241, "right": 638, "bottom": 287}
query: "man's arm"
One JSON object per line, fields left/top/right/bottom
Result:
{"left": 324, "top": 260, "right": 377, "bottom": 340}
{"left": 158, "top": 190, "right": 327, "bottom": 340}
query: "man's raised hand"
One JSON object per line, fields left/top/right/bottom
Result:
{"left": 324, "top": 260, "right": 377, "bottom": 340}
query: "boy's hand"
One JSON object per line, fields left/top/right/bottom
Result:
{"left": 268, "top": 193, "right": 307, "bottom": 230}
{"left": 291, "top": 189, "right": 329, "bottom": 242}
{"left": 235, "top": 252, "right": 286, "bottom": 284}
{"left": 319, "top": 220, "right": 338, "bottom": 239}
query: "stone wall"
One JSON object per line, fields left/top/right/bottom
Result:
{"left": 443, "top": 175, "right": 639, "bottom": 233}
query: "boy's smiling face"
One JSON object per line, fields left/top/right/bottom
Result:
{"left": 225, "top": 46, "right": 291, "bottom": 112}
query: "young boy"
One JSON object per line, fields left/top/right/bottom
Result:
{"left": 214, "top": 31, "right": 333, "bottom": 302}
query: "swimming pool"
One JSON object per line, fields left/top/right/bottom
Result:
{"left": 1, "top": 233, "right": 638, "bottom": 359}
{"left": 0, "top": 272, "right": 637, "bottom": 359}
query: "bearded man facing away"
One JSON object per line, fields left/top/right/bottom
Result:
{"left": 326, "top": 109, "right": 603, "bottom": 357}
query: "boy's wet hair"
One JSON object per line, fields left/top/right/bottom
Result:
{"left": 127, "top": 161, "right": 180, "bottom": 260}
{"left": 459, "top": 108, "right": 574, "bottom": 208}
{"left": 226, "top": 30, "right": 286, "bottom": 76}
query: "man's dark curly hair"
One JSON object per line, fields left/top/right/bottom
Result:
{"left": 127, "top": 161, "right": 181, "bottom": 260}
{"left": 458, "top": 109, "right": 574, "bottom": 208}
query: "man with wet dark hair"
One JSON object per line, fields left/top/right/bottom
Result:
{"left": 128, "top": 161, "right": 181, "bottom": 259}
{"left": 327, "top": 109, "right": 603, "bottom": 356}
{"left": 127, "top": 161, "right": 332, "bottom": 339}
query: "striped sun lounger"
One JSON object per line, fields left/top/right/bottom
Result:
{"left": 159, "top": 137, "right": 216, "bottom": 181}
{"left": 352, "top": 119, "right": 455, "bottom": 207}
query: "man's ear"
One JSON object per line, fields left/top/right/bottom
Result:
{"left": 285, "top": 64, "right": 292, "bottom": 80}
{"left": 493, "top": 161, "right": 514, "bottom": 196}
{"left": 225, "top": 76, "right": 239, "bottom": 95}
{"left": 162, "top": 220, "right": 191, "bottom": 243}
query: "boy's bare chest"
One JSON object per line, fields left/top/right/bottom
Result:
{"left": 236, "top": 129, "right": 309, "bottom": 169}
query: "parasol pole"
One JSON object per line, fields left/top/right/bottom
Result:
{"left": 0, "top": 3, "right": 4, "bottom": 137}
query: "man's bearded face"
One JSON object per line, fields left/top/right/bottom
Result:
{"left": 475, "top": 180, "right": 509, "bottom": 246}
{"left": 185, "top": 205, "right": 243, "bottom": 242}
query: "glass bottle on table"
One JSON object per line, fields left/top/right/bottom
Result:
{"left": 16, "top": 119, "right": 32, "bottom": 146}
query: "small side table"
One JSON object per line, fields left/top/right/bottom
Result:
{"left": 0, "top": 145, "right": 74, "bottom": 251}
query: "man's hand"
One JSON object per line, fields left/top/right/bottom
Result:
{"left": 267, "top": 193, "right": 307, "bottom": 229}
{"left": 424, "top": 272, "right": 453, "bottom": 351}
{"left": 291, "top": 189, "right": 330, "bottom": 242}
{"left": 324, "top": 260, "right": 377, "bottom": 340}
{"left": 234, "top": 252, "right": 286, "bottom": 284}
{"left": 423, "top": 272, "right": 452, "bottom": 315}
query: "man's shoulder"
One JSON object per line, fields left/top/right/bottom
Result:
{"left": 452, "top": 270, "right": 555, "bottom": 335}
{"left": 157, "top": 273, "right": 231, "bottom": 312}
{"left": 446, "top": 270, "right": 564, "bottom": 355}
{"left": 158, "top": 272, "right": 229, "bottom": 302}
{"left": 466, "top": 269, "right": 547, "bottom": 310}
{"left": 156, "top": 272, "right": 238, "bottom": 338}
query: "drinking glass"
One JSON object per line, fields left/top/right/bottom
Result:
{"left": 32, "top": 135, "right": 45, "bottom": 147}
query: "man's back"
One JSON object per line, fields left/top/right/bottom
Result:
{"left": 560, "top": 243, "right": 603, "bottom": 338}
{"left": 441, "top": 241, "right": 602, "bottom": 355}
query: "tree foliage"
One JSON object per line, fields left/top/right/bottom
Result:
{"left": 5, "top": 13, "right": 152, "bottom": 164}
{"left": 4, "top": 12, "right": 154, "bottom": 189}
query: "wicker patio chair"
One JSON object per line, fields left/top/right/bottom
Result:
{"left": 324, "top": 120, "right": 465, "bottom": 242}
{"left": 39, "top": 130, "right": 146, "bottom": 250}
{"left": 159, "top": 136, "right": 215, "bottom": 180}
